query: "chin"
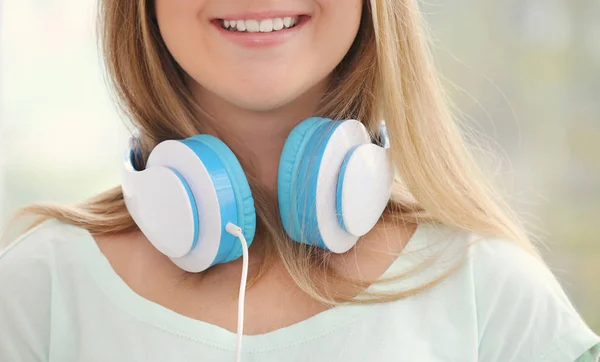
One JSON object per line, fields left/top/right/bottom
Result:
{"left": 225, "top": 90, "right": 304, "bottom": 112}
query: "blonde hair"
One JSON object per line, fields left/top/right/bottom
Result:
{"left": 9, "top": 0, "right": 535, "bottom": 304}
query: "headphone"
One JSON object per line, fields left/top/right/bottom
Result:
{"left": 121, "top": 117, "right": 393, "bottom": 273}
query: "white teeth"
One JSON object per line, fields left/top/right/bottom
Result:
{"left": 259, "top": 19, "right": 273, "bottom": 32}
{"left": 221, "top": 16, "right": 300, "bottom": 32}
{"left": 236, "top": 20, "right": 246, "bottom": 31}
{"left": 246, "top": 19, "right": 260, "bottom": 32}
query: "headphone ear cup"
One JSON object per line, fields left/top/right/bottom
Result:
{"left": 129, "top": 137, "right": 255, "bottom": 273}
{"left": 279, "top": 119, "right": 374, "bottom": 253}
{"left": 122, "top": 147, "right": 200, "bottom": 259}
{"left": 278, "top": 117, "right": 329, "bottom": 242}
{"left": 297, "top": 120, "right": 363, "bottom": 252}
{"left": 336, "top": 143, "right": 393, "bottom": 237}
{"left": 185, "top": 135, "right": 257, "bottom": 261}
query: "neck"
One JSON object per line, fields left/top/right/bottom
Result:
{"left": 191, "top": 82, "right": 327, "bottom": 190}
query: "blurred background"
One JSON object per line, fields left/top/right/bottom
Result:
{"left": 1, "top": 0, "right": 598, "bottom": 333}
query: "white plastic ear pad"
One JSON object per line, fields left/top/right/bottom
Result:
{"left": 312, "top": 120, "right": 371, "bottom": 253}
{"left": 337, "top": 144, "right": 393, "bottom": 236}
{"left": 142, "top": 140, "right": 224, "bottom": 272}
{"left": 122, "top": 155, "right": 197, "bottom": 258}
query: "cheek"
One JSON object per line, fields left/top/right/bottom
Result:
{"left": 309, "top": 0, "right": 363, "bottom": 75}
{"left": 155, "top": 0, "right": 206, "bottom": 66}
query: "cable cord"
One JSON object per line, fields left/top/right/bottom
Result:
{"left": 225, "top": 223, "right": 249, "bottom": 362}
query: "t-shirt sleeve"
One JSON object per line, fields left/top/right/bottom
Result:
{"left": 472, "top": 238, "right": 600, "bottom": 362}
{"left": 0, "top": 227, "right": 53, "bottom": 362}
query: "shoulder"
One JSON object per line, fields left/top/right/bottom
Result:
{"left": 0, "top": 219, "right": 93, "bottom": 293}
{"left": 467, "top": 234, "right": 561, "bottom": 303}
{"left": 412, "top": 223, "right": 583, "bottom": 310}
{"left": 466, "top": 233, "right": 583, "bottom": 327}
{"left": 459, "top": 229, "right": 600, "bottom": 362}
{"left": 0, "top": 219, "right": 92, "bottom": 361}
{"left": 405, "top": 223, "right": 600, "bottom": 361}
{"left": 1, "top": 219, "right": 89, "bottom": 268}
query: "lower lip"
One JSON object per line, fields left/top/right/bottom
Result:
{"left": 212, "top": 16, "right": 311, "bottom": 47}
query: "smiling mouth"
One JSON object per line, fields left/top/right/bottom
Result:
{"left": 217, "top": 16, "right": 306, "bottom": 33}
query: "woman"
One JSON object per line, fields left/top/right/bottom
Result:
{"left": 1, "top": 0, "right": 598, "bottom": 361}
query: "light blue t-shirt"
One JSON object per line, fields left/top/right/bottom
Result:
{"left": 0, "top": 220, "right": 598, "bottom": 362}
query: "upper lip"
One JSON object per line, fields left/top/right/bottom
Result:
{"left": 214, "top": 11, "right": 308, "bottom": 21}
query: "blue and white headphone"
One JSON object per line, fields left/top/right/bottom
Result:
{"left": 122, "top": 117, "right": 393, "bottom": 273}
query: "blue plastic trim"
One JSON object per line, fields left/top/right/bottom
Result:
{"left": 180, "top": 138, "right": 241, "bottom": 266}
{"left": 336, "top": 145, "right": 360, "bottom": 233}
{"left": 278, "top": 117, "right": 328, "bottom": 242}
{"left": 295, "top": 121, "right": 344, "bottom": 249}
{"left": 191, "top": 135, "right": 256, "bottom": 262}
{"left": 167, "top": 168, "right": 200, "bottom": 251}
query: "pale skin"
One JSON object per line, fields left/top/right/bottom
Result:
{"left": 95, "top": 0, "right": 417, "bottom": 335}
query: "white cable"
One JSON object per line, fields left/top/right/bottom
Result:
{"left": 225, "top": 222, "right": 249, "bottom": 362}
